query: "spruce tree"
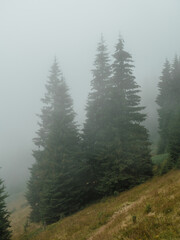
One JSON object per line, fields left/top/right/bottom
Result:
{"left": 0, "top": 177, "right": 11, "bottom": 240}
{"left": 27, "top": 59, "right": 86, "bottom": 225}
{"left": 84, "top": 36, "right": 152, "bottom": 196}
{"left": 168, "top": 57, "right": 180, "bottom": 165}
{"left": 157, "top": 56, "right": 180, "bottom": 163}
{"left": 170, "top": 56, "right": 180, "bottom": 111}
{"left": 96, "top": 37, "right": 152, "bottom": 194}
{"left": 83, "top": 36, "right": 111, "bottom": 198}
{"left": 156, "top": 60, "right": 172, "bottom": 153}
{"left": 168, "top": 111, "right": 180, "bottom": 167}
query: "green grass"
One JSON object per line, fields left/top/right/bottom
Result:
{"left": 10, "top": 170, "right": 180, "bottom": 240}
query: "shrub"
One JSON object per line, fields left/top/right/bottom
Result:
{"left": 145, "top": 204, "right": 152, "bottom": 214}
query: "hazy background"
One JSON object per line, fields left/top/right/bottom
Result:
{"left": 0, "top": 0, "right": 180, "bottom": 193}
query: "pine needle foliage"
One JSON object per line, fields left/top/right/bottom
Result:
{"left": 84, "top": 36, "right": 152, "bottom": 196}
{"left": 157, "top": 56, "right": 180, "bottom": 169}
{"left": 27, "top": 59, "right": 86, "bottom": 225}
{"left": 0, "top": 178, "right": 11, "bottom": 240}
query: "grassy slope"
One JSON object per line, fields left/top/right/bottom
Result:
{"left": 10, "top": 169, "right": 180, "bottom": 240}
{"left": 8, "top": 193, "right": 40, "bottom": 240}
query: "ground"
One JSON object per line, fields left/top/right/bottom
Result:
{"left": 9, "top": 169, "right": 180, "bottom": 240}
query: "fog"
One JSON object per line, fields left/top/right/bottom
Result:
{"left": 0, "top": 0, "right": 180, "bottom": 192}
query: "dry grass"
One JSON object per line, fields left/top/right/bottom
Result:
{"left": 8, "top": 193, "right": 40, "bottom": 240}
{"left": 10, "top": 170, "right": 180, "bottom": 240}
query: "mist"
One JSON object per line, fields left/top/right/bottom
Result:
{"left": 0, "top": 0, "right": 180, "bottom": 192}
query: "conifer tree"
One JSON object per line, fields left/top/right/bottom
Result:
{"left": 95, "top": 37, "right": 152, "bottom": 194}
{"left": 83, "top": 36, "right": 111, "bottom": 198}
{"left": 0, "top": 177, "right": 11, "bottom": 240}
{"left": 156, "top": 60, "right": 172, "bottom": 153}
{"left": 84, "top": 36, "right": 152, "bottom": 196}
{"left": 171, "top": 56, "right": 180, "bottom": 111}
{"left": 157, "top": 57, "right": 180, "bottom": 159}
{"left": 168, "top": 111, "right": 180, "bottom": 167}
{"left": 168, "top": 57, "right": 180, "bottom": 165}
{"left": 27, "top": 59, "right": 86, "bottom": 225}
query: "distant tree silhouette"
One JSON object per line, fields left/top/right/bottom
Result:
{"left": 0, "top": 177, "right": 11, "bottom": 240}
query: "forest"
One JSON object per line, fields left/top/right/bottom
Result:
{"left": 0, "top": 1, "right": 180, "bottom": 239}
{"left": 1, "top": 35, "right": 180, "bottom": 238}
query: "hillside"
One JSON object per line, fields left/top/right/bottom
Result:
{"left": 9, "top": 170, "right": 180, "bottom": 240}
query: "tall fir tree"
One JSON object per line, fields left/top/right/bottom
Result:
{"left": 156, "top": 60, "right": 172, "bottom": 153}
{"left": 0, "top": 177, "right": 11, "bottom": 240}
{"left": 84, "top": 36, "right": 152, "bottom": 196}
{"left": 83, "top": 36, "right": 111, "bottom": 198}
{"left": 157, "top": 56, "right": 180, "bottom": 161}
{"left": 168, "top": 111, "right": 180, "bottom": 167}
{"left": 95, "top": 37, "right": 152, "bottom": 194}
{"left": 168, "top": 57, "right": 180, "bottom": 166}
{"left": 170, "top": 56, "right": 180, "bottom": 111}
{"left": 27, "top": 59, "right": 86, "bottom": 225}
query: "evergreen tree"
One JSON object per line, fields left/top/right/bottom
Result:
{"left": 0, "top": 177, "right": 11, "bottom": 240}
{"left": 156, "top": 56, "right": 180, "bottom": 156}
{"left": 168, "top": 57, "right": 180, "bottom": 165}
{"left": 157, "top": 56, "right": 180, "bottom": 170}
{"left": 83, "top": 36, "right": 111, "bottom": 198}
{"left": 27, "top": 59, "right": 86, "bottom": 225}
{"left": 170, "top": 56, "right": 180, "bottom": 111}
{"left": 95, "top": 37, "right": 152, "bottom": 194}
{"left": 84, "top": 36, "right": 152, "bottom": 196}
{"left": 156, "top": 60, "right": 172, "bottom": 153}
{"left": 168, "top": 111, "right": 180, "bottom": 167}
